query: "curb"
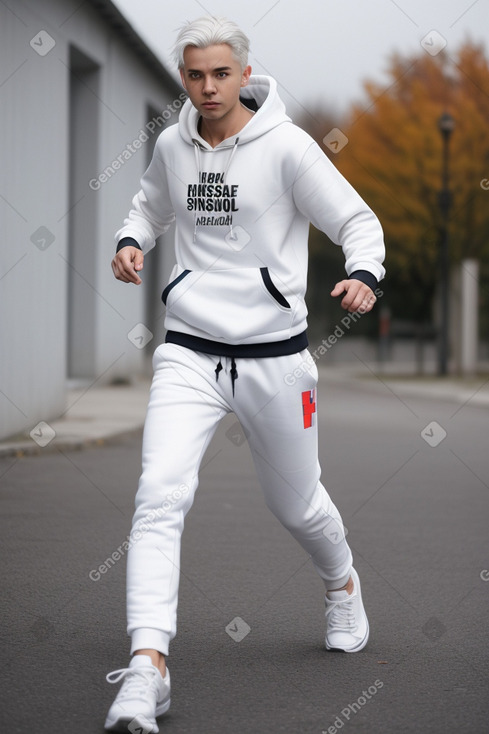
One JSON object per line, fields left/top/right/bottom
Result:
{"left": 0, "top": 426, "right": 145, "bottom": 459}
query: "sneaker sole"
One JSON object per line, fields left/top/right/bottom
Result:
{"left": 105, "top": 715, "right": 157, "bottom": 733}
{"left": 105, "top": 699, "right": 170, "bottom": 733}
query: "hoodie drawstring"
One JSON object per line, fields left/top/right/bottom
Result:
{"left": 192, "top": 143, "right": 201, "bottom": 243}
{"left": 192, "top": 138, "right": 240, "bottom": 243}
{"left": 223, "top": 138, "right": 239, "bottom": 241}
{"left": 223, "top": 138, "right": 239, "bottom": 181}
{"left": 214, "top": 357, "right": 238, "bottom": 397}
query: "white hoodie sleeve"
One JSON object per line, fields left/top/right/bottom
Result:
{"left": 114, "top": 144, "right": 175, "bottom": 254}
{"left": 292, "top": 141, "right": 386, "bottom": 283}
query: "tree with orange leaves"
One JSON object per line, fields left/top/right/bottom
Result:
{"left": 305, "top": 42, "right": 489, "bottom": 328}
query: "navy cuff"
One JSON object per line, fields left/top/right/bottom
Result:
{"left": 348, "top": 269, "right": 378, "bottom": 292}
{"left": 116, "top": 237, "right": 142, "bottom": 253}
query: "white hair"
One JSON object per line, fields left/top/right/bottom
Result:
{"left": 172, "top": 16, "right": 250, "bottom": 71}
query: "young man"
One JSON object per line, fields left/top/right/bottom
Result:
{"left": 105, "top": 16, "right": 385, "bottom": 733}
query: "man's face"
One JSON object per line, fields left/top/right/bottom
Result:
{"left": 180, "top": 44, "right": 251, "bottom": 123}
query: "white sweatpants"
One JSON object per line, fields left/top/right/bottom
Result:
{"left": 127, "top": 343, "right": 353, "bottom": 656}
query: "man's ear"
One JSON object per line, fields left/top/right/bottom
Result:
{"left": 180, "top": 68, "right": 187, "bottom": 90}
{"left": 241, "top": 65, "right": 252, "bottom": 87}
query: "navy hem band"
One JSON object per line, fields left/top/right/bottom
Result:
{"left": 165, "top": 330, "right": 308, "bottom": 357}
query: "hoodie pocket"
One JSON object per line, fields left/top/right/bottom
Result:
{"left": 259, "top": 267, "right": 291, "bottom": 308}
{"left": 162, "top": 269, "right": 192, "bottom": 305}
{"left": 161, "top": 264, "right": 301, "bottom": 343}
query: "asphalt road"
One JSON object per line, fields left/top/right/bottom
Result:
{"left": 1, "top": 373, "right": 488, "bottom": 733}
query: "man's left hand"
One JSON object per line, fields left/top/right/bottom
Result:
{"left": 331, "top": 279, "right": 377, "bottom": 314}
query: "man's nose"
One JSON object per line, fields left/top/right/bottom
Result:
{"left": 202, "top": 75, "right": 217, "bottom": 94}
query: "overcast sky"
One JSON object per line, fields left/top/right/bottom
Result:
{"left": 112, "top": 0, "right": 488, "bottom": 120}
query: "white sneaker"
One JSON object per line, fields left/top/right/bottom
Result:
{"left": 105, "top": 654, "right": 171, "bottom": 733}
{"left": 325, "top": 567, "right": 369, "bottom": 652}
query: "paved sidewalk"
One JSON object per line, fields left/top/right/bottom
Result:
{"left": 1, "top": 365, "right": 488, "bottom": 458}
{"left": 0, "top": 380, "right": 151, "bottom": 458}
{"left": 323, "top": 364, "right": 489, "bottom": 409}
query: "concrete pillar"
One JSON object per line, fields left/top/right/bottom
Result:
{"left": 460, "top": 259, "right": 479, "bottom": 375}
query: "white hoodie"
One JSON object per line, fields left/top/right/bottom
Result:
{"left": 116, "top": 75, "right": 385, "bottom": 351}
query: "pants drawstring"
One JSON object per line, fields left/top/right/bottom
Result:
{"left": 230, "top": 357, "right": 238, "bottom": 396}
{"left": 214, "top": 357, "right": 238, "bottom": 396}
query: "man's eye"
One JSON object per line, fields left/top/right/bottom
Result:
{"left": 217, "top": 72, "right": 228, "bottom": 78}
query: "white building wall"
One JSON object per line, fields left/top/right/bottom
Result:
{"left": 0, "top": 0, "right": 181, "bottom": 440}
{"left": 94, "top": 32, "right": 182, "bottom": 381}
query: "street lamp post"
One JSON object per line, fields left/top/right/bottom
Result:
{"left": 437, "top": 111, "right": 455, "bottom": 376}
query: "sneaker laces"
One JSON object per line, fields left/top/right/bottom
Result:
{"left": 325, "top": 595, "right": 357, "bottom": 632}
{"left": 106, "top": 663, "right": 160, "bottom": 699}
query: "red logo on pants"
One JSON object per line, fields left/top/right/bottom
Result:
{"left": 302, "top": 389, "right": 316, "bottom": 429}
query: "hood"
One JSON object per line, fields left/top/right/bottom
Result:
{"left": 178, "top": 75, "right": 291, "bottom": 149}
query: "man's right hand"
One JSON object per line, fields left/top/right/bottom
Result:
{"left": 111, "top": 246, "right": 144, "bottom": 285}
